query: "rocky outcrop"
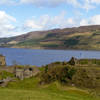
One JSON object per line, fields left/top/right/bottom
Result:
{"left": 0, "top": 54, "right": 6, "bottom": 66}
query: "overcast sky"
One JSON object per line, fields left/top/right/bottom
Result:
{"left": 0, "top": 0, "right": 100, "bottom": 37}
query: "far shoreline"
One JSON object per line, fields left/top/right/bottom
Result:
{"left": 0, "top": 46, "right": 100, "bottom": 52}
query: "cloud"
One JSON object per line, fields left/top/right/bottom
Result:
{"left": 23, "top": 11, "right": 77, "bottom": 31}
{"left": 82, "top": 0, "right": 95, "bottom": 11}
{"left": 80, "top": 15, "right": 100, "bottom": 26}
{"left": 91, "top": 0, "right": 100, "bottom": 4}
{"left": 0, "top": 0, "right": 81, "bottom": 7}
{"left": 0, "top": 10, "right": 100, "bottom": 38}
{"left": 19, "top": 0, "right": 99, "bottom": 10}
{"left": 90, "top": 15, "right": 100, "bottom": 25}
{"left": 0, "top": 10, "right": 78, "bottom": 38}
{"left": 20, "top": 0, "right": 80, "bottom": 7}
{"left": 24, "top": 12, "right": 100, "bottom": 32}
{"left": 0, "top": 11, "right": 17, "bottom": 37}
{"left": 0, "top": 0, "right": 16, "bottom": 5}
{"left": 0, "top": 0, "right": 99, "bottom": 11}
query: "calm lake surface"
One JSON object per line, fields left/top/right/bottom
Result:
{"left": 0, "top": 48, "right": 100, "bottom": 66}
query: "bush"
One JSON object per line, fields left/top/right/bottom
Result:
{"left": 72, "top": 68, "right": 97, "bottom": 88}
{"left": 67, "top": 68, "right": 76, "bottom": 80}
{"left": 40, "top": 65, "right": 76, "bottom": 84}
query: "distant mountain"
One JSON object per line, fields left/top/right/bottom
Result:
{"left": 1, "top": 25, "right": 100, "bottom": 50}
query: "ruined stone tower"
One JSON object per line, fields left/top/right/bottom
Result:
{"left": 0, "top": 54, "right": 6, "bottom": 66}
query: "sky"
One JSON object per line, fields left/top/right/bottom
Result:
{"left": 0, "top": 0, "right": 100, "bottom": 37}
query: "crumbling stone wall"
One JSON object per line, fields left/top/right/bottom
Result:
{"left": 15, "top": 68, "right": 24, "bottom": 80}
{"left": 15, "top": 67, "right": 40, "bottom": 80}
{"left": 68, "top": 57, "right": 78, "bottom": 65}
{"left": 0, "top": 55, "right": 6, "bottom": 66}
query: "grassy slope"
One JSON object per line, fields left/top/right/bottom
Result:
{"left": 11, "top": 30, "right": 100, "bottom": 50}
{"left": 0, "top": 77, "right": 99, "bottom": 100}
{"left": 1, "top": 26, "right": 100, "bottom": 50}
{"left": 0, "top": 59, "right": 100, "bottom": 100}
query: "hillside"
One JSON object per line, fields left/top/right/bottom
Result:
{"left": 1, "top": 25, "right": 100, "bottom": 50}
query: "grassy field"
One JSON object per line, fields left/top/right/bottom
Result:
{"left": 0, "top": 58, "right": 100, "bottom": 100}
{"left": 0, "top": 77, "right": 99, "bottom": 100}
{"left": 0, "top": 88, "right": 98, "bottom": 100}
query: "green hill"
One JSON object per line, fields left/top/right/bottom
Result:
{"left": 1, "top": 25, "right": 100, "bottom": 50}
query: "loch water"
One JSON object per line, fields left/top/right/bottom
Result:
{"left": 0, "top": 48, "right": 100, "bottom": 66}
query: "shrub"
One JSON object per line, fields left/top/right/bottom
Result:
{"left": 72, "top": 68, "right": 97, "bottom": 88}
{"left": 67, "top": 68, "right": 76, "bottom": 80}
{"left": 40, "top": 65, "right": 76, "bottom": 84}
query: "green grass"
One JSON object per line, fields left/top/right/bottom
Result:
{"left": 0, "top": 77, "right": 98, "bottom": 100}
{"left": 0, "top": 88, "right": 98, "bottom": 100}
{"left": 0, "top": 85, "right": 99, "bottom": 100}
{"left": 7, "top": 77, "right": 39, "bottom": 90}
{"left": 16, "top": 39, "right": 40, "bottom": 47}
{"left": 0, "top": 71, "right": 14, "bottom": 80}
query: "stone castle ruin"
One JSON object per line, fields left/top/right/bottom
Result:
{"left": 0, "top": 54, "right": 40, "bottom": 86}
{"left": 15, "top": 66, "right": 39, "bottom": 80}
{"left": 0, "top": 54, "right": 6, "bottom": 66}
